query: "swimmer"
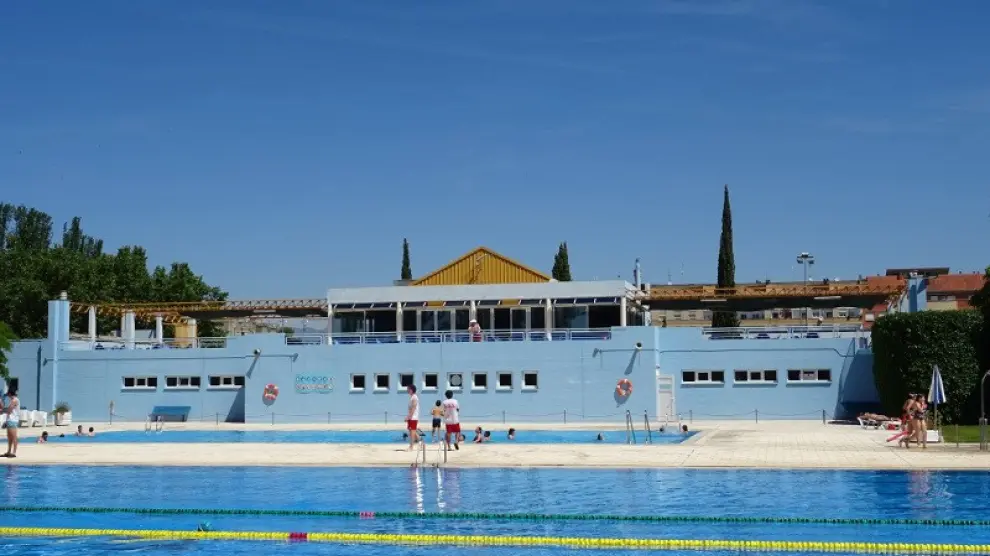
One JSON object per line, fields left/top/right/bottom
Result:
{"left": 507, "top": 427, "right": 516, "bottom": 440}
{"left": 37, "top": 431, "right": 49, "bottom": 443}
{"left": 75, "top": 425, "right": 85, "bottom": 436}
{"left": 88, "top": 427, "right": 96, "bottom": 437}
{"left": 482, "top": 431, "right": 491, "bottom": 443}
{"left": 472, "top": 427, "right": 483, "bottom": 443}
{"left": 596, "top": 433, "right": 605, "bottom": 442}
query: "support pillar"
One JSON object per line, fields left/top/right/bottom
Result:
{"left": 545, "top": 298, "right": 553, "bottom": 340}
{"left": 124, "top": 311, "right": 136, "bottom": 349}
{"left": 155, "top": 315, "right": 164, "bottom": 344}
{"left": 88, "top": 306, "right": 97, "bottom": 344}
{"left": 325, "top": 306, "right": 333, "bottom": 347}
{"left": 469, "top": 300, "right": 477, "bottom": 322}
{"left": 396, "top": 303, "right": 404, "bottom": 342}
{"left": 619, "top": 297, "right": 628, "bottom": 327}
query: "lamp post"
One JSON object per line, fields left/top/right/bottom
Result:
{"left": 796, "top": 252, "right": 815, "bottom": 326}
{"left": 981, "top": 370, "right": 990, "bottom": 451}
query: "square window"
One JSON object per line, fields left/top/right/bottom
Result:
{"left": 423, "top": 373, "right": 438, "bottom": 391}
{"left": 817, "top": 369, "right": 832, "bottom": 382}
{"left": 135, "top": 377, "right": 147, "bottom": 387}
{"left": 399, "top": 373, "right": 414, "bottom": 389}
{"left": 711, "top": 371, "right": 724, "bottom": 383}
{"left": 375, "top": 373, "right": 390, "bottom": 391}
{"left": 191, "top": 376, "right": 201, "bottom": 387}
{"left": 764, "top": 370, "right": 777, "bottom": 382}
{"left": 233, "top": 376, "right": 244, "bottom": 387}
{"left": 749, "top": 371, "right": 761, "bottom": 381}
{"left": 801, "top": 370, "right": 817, "bottom": 381}
{"left": 497, "top": 372, "right": 513, "bottom": 390}
{"left": 734, "top": 371, "right": 748, "bottom": 382}
{"left": 351, "top": 374, "right": 366, "bottom": 391}
{"left": 179, "top": 377, "right": 190, "bottom": 387}
{"left": 447, "top": 372, "right": 463, "bottom": 390}
{"left": 222, "top": 376, "right": 233, "bottom": 387}
{"left": 682, "top": 371, "right": 696, "bottom": 383}
{"left": 522, "top": 371, "right": 538, "bottom": 390}
{"left": 787, "top": 370, "right": 800, "bottom": 381}
{"left": 472, "top": 372, "right": 488, "bottom": 390}
{"left": 209, "top": 376, "right": 221, "bottom": 387}
{"left": 124, "top": 377, "right": 135, "bottom": 388}
{"left": 166, "top": 377, "right": 178, "bottom": 388}
{"left": 698, "top": 371, "right": 710, "bottom": 382}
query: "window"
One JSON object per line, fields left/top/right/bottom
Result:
{"left": 165, "top": 376, "right": 202, "bottom": 389}
{"left": 447, "top": 372, "right": 463, "bottom": 391}
{"left": 399, "top": 373, "right": 414, "bottom": 390}
{"left": 423, "top": 373, "right": 439, "bottom": 392}
{"left": 207, "top": 375, "right": 244, "bottom": 389}
{"left": 522, "top": 371, "right": 538, "bottom": 391}
{"left": 472, "top": 372, "right": 488, "bottom": 391}
{"left": 497, "top": 372, "right": 513, "bottom": 390}
{"left": 681, "top": 370, "right": 725, "bottom": 385}
{"left": 350, "top": 374, "right": 366, "bottom": 392}
{"left": 375, "top": 373, "right": 390, "bottom": 391}
{"left": 786, "top": 369, "right": 832, "bottom": 383}
{"left": 733, "top": 370, "right": 777, "bottom": 384}
{"left": 122, "top": 376, "right": 158, "bottom": 390}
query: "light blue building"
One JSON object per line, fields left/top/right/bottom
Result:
{"left": 2, "top": 274, "right": 901, "bottom": 426}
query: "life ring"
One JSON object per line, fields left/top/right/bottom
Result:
{"left": 263, "top": 383, "right": 279, "bottom": 401}
{"left": 616, "top": 378, "right": 633, "bottom": 397}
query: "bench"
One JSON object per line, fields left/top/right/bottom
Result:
{"left": 149, "top": 406, "right": 191, "bottom": 423}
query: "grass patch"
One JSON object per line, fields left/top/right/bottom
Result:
{"left": 939, "top": 425, "right": 985, "bottom": 443}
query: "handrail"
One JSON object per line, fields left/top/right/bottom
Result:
{"left": 60, "top": 337, "right": 228, "bottom": 351}
{"left": 648, "top": 282, "right": 904, "bottom": 300}
{"left": 290, "top": 328, "right": 614, "bottom": 346}
{"left": 643, "top": 410, "right": 653, "bottom": 445}
{"left": 624, "top": 410, "right": 636, "bottom": 445}
{"left": 701, "top": 325, "right": 862, "bottom": 339}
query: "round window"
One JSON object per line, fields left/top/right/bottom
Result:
{"left": 449, "top": 374, "right": 462, "bottom": 387}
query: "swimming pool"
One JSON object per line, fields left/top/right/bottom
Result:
{"left": 2, "top": 467, "right": 989, "bottom": 555}
{"left": 50, "top": 429, "right": 691, "bottom": 444}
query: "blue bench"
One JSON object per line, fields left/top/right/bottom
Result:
{"left": 149, "top": 406, "right": 191, "bottom": 423}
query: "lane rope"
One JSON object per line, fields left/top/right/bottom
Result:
{"left": 1, "top": 505, "right": 988, "bottom": 527}
{"left": 1, "top": 526, "right": 989, "bottom": 553}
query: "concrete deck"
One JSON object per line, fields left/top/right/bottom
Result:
{"left": 3, "top": 421, "right": 988, "bottom": 470}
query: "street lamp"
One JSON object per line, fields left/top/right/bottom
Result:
{"left": 796, "top": 252, "right": 815, "bottom": 326}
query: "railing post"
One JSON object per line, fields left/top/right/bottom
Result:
{"left": 328, "top": 412, "right": 331, "bottom": 424}
{"left": 563, "top": 409, "right": 567, "bottom": 424}
{"left": 689, "top": 410, "right": 693, "bottom": 423}
{"left": 822, "top": 409, "right": 826, "bottom": 425}
{"left": 502, "top": 410, "right": 505, "bottom": 424}
{"left": 385, "top": 411, "right": 388, "bottom": 426}
{"left": 272, "top": 413, "right": 275, "bottom": 426}
{"left": 755, "top": 409, "right": 759, "bottom": 424}
{"left": 216, "top": 413, "right": 219, "bottom": 427}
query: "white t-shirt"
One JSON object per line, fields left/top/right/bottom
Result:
{"left": 408, "top": 394, "right": 420, "bottom": 421}
{"left": 441, "top": 399, "right": 460, "bottom": 425}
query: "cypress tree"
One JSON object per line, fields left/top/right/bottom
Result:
{"left": 712, "top": 185, "right": 740, "bottom": 328}
{"left": 559, "top": 242, "right": 572, "bottom": 281}
{"left": 400, "top": 238, "right": 412, "bottom": 281}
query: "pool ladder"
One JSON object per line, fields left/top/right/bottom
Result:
{"left": 415, "top": 434, "right": 448, "bottom": 468}
{"left": 624, "top": 410, "right": 654, "bottom": 445}
{"left": 144, "top": 415, "right": 164, "bottom": 433}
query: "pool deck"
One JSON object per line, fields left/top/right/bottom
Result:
{"left": 4, "top": 421, "right": 989, "bottom": 470}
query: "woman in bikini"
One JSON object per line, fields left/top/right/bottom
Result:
{"left": 913, "top": 394, "right": 928, "bottom": 449}
{"left": 898, "top": 394, "right": 916, "bottom": 449}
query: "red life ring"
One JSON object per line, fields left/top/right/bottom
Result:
{"left": 263, "top": 383, "right": 279, "bottom": 401}
{"left": 616, "top": 378, "right": 633, "bottom": 397}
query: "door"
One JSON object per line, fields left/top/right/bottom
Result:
{"left": 656, "top": 373, "right": 675, "bottom": 422}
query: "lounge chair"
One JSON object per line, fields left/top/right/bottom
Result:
{"left": 31, "top": 411, "right": 48, "bottom": 427}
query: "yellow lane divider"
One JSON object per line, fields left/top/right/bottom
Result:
{"left": 2, "top": 526, "right": 989, "bottom": 553}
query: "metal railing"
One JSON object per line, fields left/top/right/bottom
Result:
{"left": 643, "top": 410, "right": 653, "bottom": 444}
{"left": 701, "top": 325, "right": 863, "bottom": 340}
{"left": 284, "top": 328, "right": 614, "bottom": 346}
{"left": 624, "top": 410, "right": 637, "bottom": 445}
{"left": 61, "top": 337, "right": 228, "bottom": 351}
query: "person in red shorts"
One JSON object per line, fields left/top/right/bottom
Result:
{"left": 441, "top": 389, "right": 461, "bottom": 450}
{"left": 406, "top": 384, "right": 420, "bottom": 450}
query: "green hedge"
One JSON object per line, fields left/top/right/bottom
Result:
{"left": 871, "top": 310, "right": 984, "bottom": 424}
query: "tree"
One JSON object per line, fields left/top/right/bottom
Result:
{"left": 0, "top": 203, "right": 227, "bottom": 339}
{"left": 0, "top": 321, "right": 14, "bottom": 382}
{"left": 712, "top": 185, "right": 740, "bottom": 328}
{"left": 973, "top": 266, "right": 990, "bottom": 370}
{"left": 552, "top": 242, "right": 572, "bottom": 281}
{"left": 400, "top": 238, "right": 412, "bottom": 281}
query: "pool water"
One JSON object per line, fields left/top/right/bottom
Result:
{"left": 2, "top": 467, "right": 989, "bottom": 555}
{"left": 49, "top": 429, "right": 690, "bottom": 444}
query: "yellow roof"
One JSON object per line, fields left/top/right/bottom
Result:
{"left": 411, "top": 246, "right": 552, "bottom": 286}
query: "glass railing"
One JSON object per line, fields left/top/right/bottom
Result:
{"left": 285, "top": 328, "right": 614, "bottom": 346}
{"left": 700, "top": 325, "right": 863, "bottom": 340}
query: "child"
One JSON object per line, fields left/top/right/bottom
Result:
{"left": 430, "top": 400, "right": 443, "bottom": 442}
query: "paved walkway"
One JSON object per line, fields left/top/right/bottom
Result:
{"left": 3, "top": 421, "right": 988, "bottom": 470}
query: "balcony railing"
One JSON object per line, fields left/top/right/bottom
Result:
{"left": 60, "top": 337, "right": 228, "bottom": 351}
{"left": 701, "top": 325, "right": 863, "bottom": 340}
{"left": 285, "top": 328, "right": 614, "bottom": 346}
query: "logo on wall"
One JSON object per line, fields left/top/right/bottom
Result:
{"left": 295, "top": 375, "right": 333, "bottom": 394}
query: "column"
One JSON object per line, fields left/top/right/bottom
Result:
{"left": 325, "top": 306, "right": 333, "bottom": 347}
{"left": 187, "top": 319, "right": 198, "bottom": 348}
{"left": 396, "top": 303, "right": 404, "bottom": 342}
{"left": 88, "top": 306, "right": 97, "bottom": 344}
{"left": 545, "top": 298, "right": 553, "bottom": 341}
{"left": 155, "top": 315, "right": 164, "bottom": 345}
{"left": 469, "top": 300, "right": 477, "bottom": 322}
{"left": 619, "top": 297, "right": 628, "bottom": 327}
{"left": 119, "top": 315, "right": 127, "bottom": 340}
{"left": 124, "top": 311, "right": 136, "bottom": 349}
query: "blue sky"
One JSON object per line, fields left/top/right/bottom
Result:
{"left": 2, "top": 1, "right": 988, "bottom": 298}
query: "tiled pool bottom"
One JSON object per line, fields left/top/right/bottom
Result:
{"left": 3, "top": 467, "right": 990, "bottom": 555}
{"left": 50, "top": 429, "right": 692, "bottom": 444}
